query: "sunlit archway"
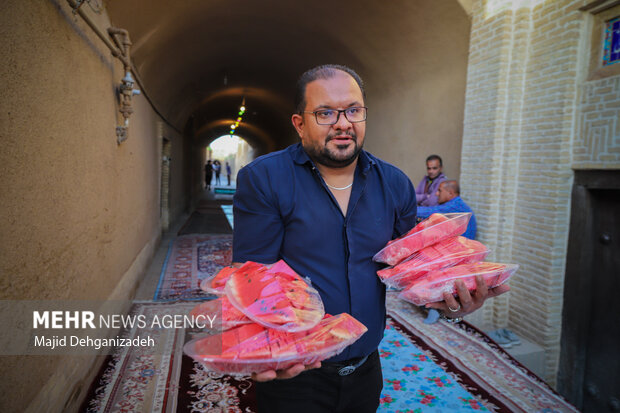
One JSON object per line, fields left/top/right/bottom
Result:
{"left": 206, "top": 135, "right": 255, "bottom": 186}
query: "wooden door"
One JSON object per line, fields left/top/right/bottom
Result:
{"left": 559, "top": 171, "right": 620, "bottom": 412}
{"left": 582, "top": 188, "right": 619, "bottom": 412}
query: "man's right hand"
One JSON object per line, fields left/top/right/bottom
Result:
{"left": 251, "top": 361, "right": 321, "bottom": 382}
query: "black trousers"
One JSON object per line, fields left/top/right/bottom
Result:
{"left": 255, "top": 351, "right": 383, "bottom": 413}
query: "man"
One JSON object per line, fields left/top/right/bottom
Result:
{"left": 417, "top": 180, "right": 477, "bottom": 240}
{"left": 226, "top": 161, "right": 232, "bottom": 186}
{"left": 232, "top": 65, "right": 508, "bottom": 412}
{"left": 205, "top": 160, "right": 213, "bottom": 190}
{"left": 213, "top": 160, "right": 222, "bottom": 185}
{"left": 415, "top": 154, "right": 446, "bottom": 206}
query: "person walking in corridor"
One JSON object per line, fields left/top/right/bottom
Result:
{"left": 205, "top": 160, "right": 213, "bottom": 190}
{"left": 232, "top": 64, "right": 509, "bottom": 413}
{"left": 226, "top": 161, "right": 232, "bottom": 186}
{"left": 415, "top": 154, "right": 447, "bottom": 206}
{"left": 213, "top": 160, "right": 222, "bottom": 185}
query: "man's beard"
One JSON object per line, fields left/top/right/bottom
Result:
{"left": 302, "top": 131, "right": 363, "bottom": 168}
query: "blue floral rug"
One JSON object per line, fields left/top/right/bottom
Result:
{"left": 379, "top": 318, "right": 489, "bottom": 412}
{"left": 382, "top": 295, "right": 579, "bottom": 413}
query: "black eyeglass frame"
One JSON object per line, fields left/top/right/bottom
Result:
{"left": 301, "top": 106, "right": 368, "bottom": 125}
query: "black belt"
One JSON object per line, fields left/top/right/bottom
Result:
{"left": 322, "top": 354, "right": 370, "bottom": 376}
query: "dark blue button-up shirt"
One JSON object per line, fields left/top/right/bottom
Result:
{"left": 232, "top": 143, "right": 417, "bottom": 361}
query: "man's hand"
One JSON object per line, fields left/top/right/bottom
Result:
{"left": 251, "top": 361, "right": 322, "bottom": 382}
{"left": 425, "top": 275, "right": 510, "bottom": 318}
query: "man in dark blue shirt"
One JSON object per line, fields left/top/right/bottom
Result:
{"left": 232, "top": 64, "right": 508, "bottom": 413}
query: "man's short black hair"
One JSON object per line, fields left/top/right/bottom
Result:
{"left": 426, "top": 154, "right": 443, "bottom": 166}
{"left": 442, "top": 180, "right": 460, "bottom": 195}
{"left": 294, "top": 64, "right": 366, "bottom": 114}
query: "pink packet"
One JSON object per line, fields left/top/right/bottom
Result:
{"left": 373, "top": 213, "right": 472, "bottom": 266}
{"left": 377, "top": 236, "right": 490, "bottom": 289}
{"left": 224, "top": 260, "right": 325, "bottom": 332}
{"left": 398, "top": 262, "right": 518, "bottom": 306}
{"left": 190, "top": 296, "right": 252, "bottom": 331}
{"left": 183, "top": 313, "right": 367, "bottom": 374}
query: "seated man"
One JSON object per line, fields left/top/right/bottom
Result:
{"left": 415, "top": 154, "right": 447, "bottom": 206}
{"left": 417, "top": 180, "right": 477, "bottom": 239}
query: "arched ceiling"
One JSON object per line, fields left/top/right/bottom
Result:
{"left": 106, "top": 0, "right": 471, "bottom": 161}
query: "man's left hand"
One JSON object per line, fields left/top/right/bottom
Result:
{"left": 425, "top": 275, "right": 510, "bottom": 318}
{"left": 251, "top": 361, "right": 322, "bottom": 382}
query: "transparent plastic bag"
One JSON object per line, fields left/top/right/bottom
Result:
{"left": 200, "top": 263, "right": 260, "bottom": 295}
{"left": 224, "top": 260, "right": 325, "bottom": 332}
{"left": 377, "top": 236, "right": 490, "bottom": 289}
{"left": 373, "top": 213, "right": 472, "bottom": 266}
{"left": 397, "top": 262, "right": 518, "bottom": 306}
{"left": 183, "top": 313, "right": 367, "bottom": 374}
{"left": 190, "top": 296, "right": 252, "bottom": 331}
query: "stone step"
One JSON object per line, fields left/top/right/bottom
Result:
{"left": 504, "top": 336, "right": 546, "bottom": 378}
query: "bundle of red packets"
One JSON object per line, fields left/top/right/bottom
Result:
{"left": 373, "top": 213, "right": 518, "bottom": 306}
{"left": 184, "top": 260, "right": 367, "bottom": 374}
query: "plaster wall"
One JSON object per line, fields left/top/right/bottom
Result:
{"left": 236, "top": 139, "right": 255, "bottom": 178}
{"left": 0, "top": 0, "right": 183, "bottom": 410}
{"left": 360, "top": 1, "right": 471, "bottom": 183}
{"left": 168, "top": 125, "right": 189, "bottom": 222}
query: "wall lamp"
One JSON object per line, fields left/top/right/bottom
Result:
{"left": 68, "top": 0, "right": 141, "bottom": 144}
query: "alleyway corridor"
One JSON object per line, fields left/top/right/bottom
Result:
{"left": 4, "top": 0, "right": 619, "bottom": 411}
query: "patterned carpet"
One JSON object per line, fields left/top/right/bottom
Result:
{"left": 81, "top": 302, "right": 256, "bottom": 412}
{"left": 81, "top": 299, "right": 578, "bottom": 413}
{"left": 153, "top": 234, "right": 232, "bottom": 301}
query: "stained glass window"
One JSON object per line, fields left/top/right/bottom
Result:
{"left": 603, "top": 16, "right": 620, "bottom": 66}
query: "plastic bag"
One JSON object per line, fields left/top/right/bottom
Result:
{"left": 377, "top": 236, "right": 490, "bottom": 289}
{"left": 373, "top": 213, "right": 472, "bottom": 266}
{"left": 190, "top": 296, "right": 252, "bottom": 331}
{"left": 397, "top": 262, "right": 518, "bottom": 306}
{"left": 200, "top": 263, "right": 262, "bottom": 295}
{"left": 183, "top": 313, "right": 367, "bottom": 374}
{"left": 224, "top": 260, "right": 325, "bottom": 332}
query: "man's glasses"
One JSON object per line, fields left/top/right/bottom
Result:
{"left": 303, "top": 107, "right": 367, "bottom": 125}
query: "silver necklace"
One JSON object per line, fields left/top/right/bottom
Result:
{"left": 326, "top": 182, "right": 353, "bottom": 190}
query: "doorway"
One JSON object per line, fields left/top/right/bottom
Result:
{"left": 558, "top": 170, "right": 620, "bottom": 412}
{"left": 160, "top": 137, "right": 172, "bottom": 231}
